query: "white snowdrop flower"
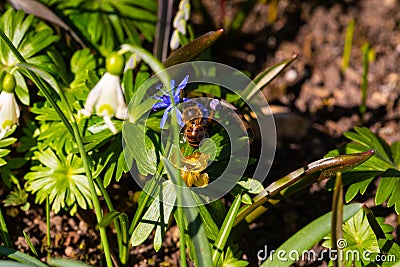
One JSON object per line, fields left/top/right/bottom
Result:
{"left": 81, "top": 53, "right": 127, "bottom": 134}
{"left": 173, "top": 10, "right": 185, "bottom": 28}
{"left": 179, "top": 0, "right": 190, "bottom": 20}
{"left": 0, "top": 74, "right": 19, "bottom": 139}
{"left": 170, "top": 0, "right": 191, "bottom": 50}
{"left": 124, "top": 53, "right": 140, "bottom": 73}
{"left": 170, "top": 29, "right": 180, "bottom": 50}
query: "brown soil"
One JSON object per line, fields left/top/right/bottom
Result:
{"left": 2, "top": 0, "right": 400, "bottom": 266}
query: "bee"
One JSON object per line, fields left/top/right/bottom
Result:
{"left": 181, "top": 100, "right": 210, "bottom": 148}
{"left": 181, "top": 99, "right": 254, "bottom": 148}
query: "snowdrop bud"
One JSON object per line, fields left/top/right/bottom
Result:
{"left": 2, "top": 73, "right": 16, "bottom": 93}
{"left": 179, "top": 0, "right": 191, "bottom": 20}
{"left": 176, "top": 19, "right": 187, "bottom": 34}
{"left": 173, "top": 10, "right": 185, "bottom": 28}
{"left": 170, "top": 30, "right": 180, "bottom": 50}
{"left": 0, "top": 74, "right": 19, "bottom": 139}
{"left": 106, "top": 53, "right": 124, "bottom": 76}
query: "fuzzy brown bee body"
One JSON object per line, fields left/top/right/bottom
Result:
{"left": 181, "top": 100, "right": 209, "bottom": 148}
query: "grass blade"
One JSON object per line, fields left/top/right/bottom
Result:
{"left": 0, "top": 207, "right": 12, "bottom": 248}
{"left": 212, "top": 193, "right": 242, "bottom": 265}
{"left": 22, "top": 231, "right": 38, "bottom": 258}
{"left": 342, "top": 18, "right": 354, "bottom": 72}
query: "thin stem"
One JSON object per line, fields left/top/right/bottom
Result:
{"left": 95, "top": 178, "right": 127, "bottom": 264}
{"left": 0, "top": 207, "right": 12, "bottom": 248}
{"left": 169, "top": 110, "right": 187, "bottom": 267}
{"left": 0, "top": 29, "right": 113, "bottom": 267}
{"left": 62, "top": 94, "right": 113, "bottom": 267}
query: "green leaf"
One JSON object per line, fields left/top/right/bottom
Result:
{"left": 13, "top": 70, "right": 29, "bottom": 105}
{"left": 17, "top": 62, "right": 61, "bottom": 94}
{"left": 25, "top": 149, "right": 93, "bottom": 214}
{"left": 237, "top": 178, "right": 264, "bottom": 194}
{"left": 322, "top": 209, "right": 385, "bottom": 266}
{"left": 377, "top": 239, "right": 400, "bottom": 266}
{"left": 162, "top": 157, "right": 214, "bottom": 266}
{"left": 375, "top": 170, "right": 400, "bottom": 214}
{"left": 48, "top": 257, "right": 93, "bottom": 267}
{"left": 212, "top": 193, "right": 242, "bottom": 265}
{"left": 46, "top": 0, "right": 156, "bottom": 55}
{"left": 0, "top": 246, "right": 48, "bottom": 267}
{"left": 130, "top": 181, "right": 176, "bottom": 247}
{"left": 123, "top": 123, "right": 157, "bottom": 176}
{"left": 327, "top": 127, "right": 400, "bottom": 214}
{"left": 154, "top": 182, "right": 176, "bottom": 252}
{"left": 261, "top": 204, "right": 362, "bottom": 267}
{"left": 216, "top": 244, "right": 249, "bottom": 267}
{"left": 99, "top": 210, "right": 128, "bottom": 228}
{"left": 0, "top": 261, "right": 40, "bottom": 267}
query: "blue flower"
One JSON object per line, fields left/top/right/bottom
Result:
{"left": 153, "top": 75, "right": 189, "bottom": 129}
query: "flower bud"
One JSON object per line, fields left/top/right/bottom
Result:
{"left": 2, "top": 73, "right": 16, "bottom": 93}
{"left": 106, "top": 53, "right": 124, "bottom": 76}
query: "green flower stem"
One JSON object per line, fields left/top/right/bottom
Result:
{"left": 0, "top": 30, "right": 73, "bottom": 135}
{"left": 0, "top": 29, "right": 113, "bottom": 267}
{"left": 0, "top": 207, "right": 12, "bottom": 248}
{"left": 95, "top": 178, "right": 127, "bottom": 264}
{"left": 169, "top": 111, "right": 187, "bottom": 267}
{"left": 60, "top": 92, "right": 113, "bottom": 267}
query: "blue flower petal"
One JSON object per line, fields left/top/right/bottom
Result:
{"left": 160, "top": 106, "right": 172, "bottom": 129}
{"left": 174, "top": 75, "right": 189, "bottom": 100}
{"left": 170, "top": 79, "right": 175, "bottom": 93}
{"left": 152, "top": 101, "right": 169, "bottom": 111}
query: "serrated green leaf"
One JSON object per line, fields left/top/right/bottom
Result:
{"left": 375, "top": 170, "right": 400, "bottom": 211}
{"left": 392, "top": 141, "right": 400, "bottom": 166}
{"left": 262, "top": 204, "right": 362, "bottom": 267}
{"left": 326, "top": 127, "right": 400, "bottom": 214}
{"left": 345, "top": 176, "right": 374, "bottom": 202}
{"left": 378, "top": 239, "right": 400, "bottom": 266}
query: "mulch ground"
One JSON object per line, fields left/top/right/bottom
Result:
{"left": 2, "top": 0, "right": 399, "bottom": 266}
